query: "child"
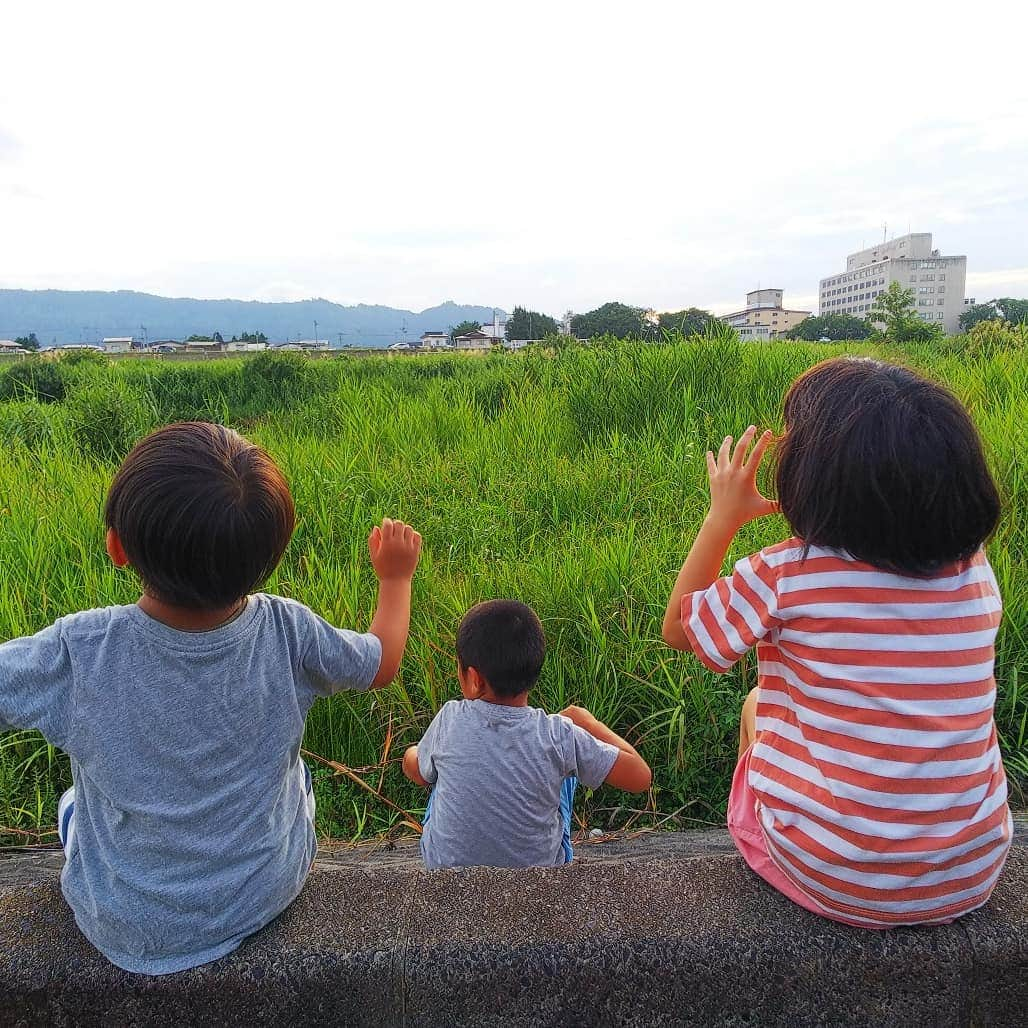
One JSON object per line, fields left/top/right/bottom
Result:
{"left": 402, "top": 599, "right": 651, "bottom": 868}
{"left": 662, "top": 357, "right": 1012, "bottom": 928}
{"left": 0, "top": 421, "right": 421, "bottom": 974}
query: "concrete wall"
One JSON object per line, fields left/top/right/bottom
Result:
{"left": 2, "top": 828, "right": 1024, "bottom": 1027}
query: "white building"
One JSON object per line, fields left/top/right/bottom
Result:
{"left": 102, "top": 337, "right": 134, "bottom": 353}
{"left": 225, "top": 340, "right": 268, "bottom": 352}
{"left": 721, "top": 289, "right": 811, "bottom": 340}
{"left": 420, "top": 332, "right": 451, "bottom": 350}
{"left": 819, "top": 233, "right": 967, "bottom": 334}
{"left": 278, "top": 339, "right": 329, "bottom": 351}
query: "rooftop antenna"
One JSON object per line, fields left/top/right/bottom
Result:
{"left": 883, "top": 223, "right": 887, "bottom": 243}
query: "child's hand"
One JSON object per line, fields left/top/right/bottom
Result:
{"left": 706, "top": 426, "right": 778, "bottom": 529}
{"left": 559, "top": 704, "right": 593, "bottom": 728}
{"left": 368, "top": 518, "right": 422, "bottom": 582}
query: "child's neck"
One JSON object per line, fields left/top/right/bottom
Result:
{"left": 137, "top": 593, "right": 246, "bottom": 632}
{"left": 475, "top": 691, "right": 530, "bottom": 708}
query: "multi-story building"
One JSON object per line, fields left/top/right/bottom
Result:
{"left": 819, "top": 233, "right": 967, "bottom": 334}
{"left": 722, "top": 289, "right": 811, "bottom": 340}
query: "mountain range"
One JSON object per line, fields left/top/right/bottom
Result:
{"left": 0, "top": 290, "right": 506, "bottom": 347}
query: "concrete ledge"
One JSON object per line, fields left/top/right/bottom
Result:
{"left": 1, "top": 829, "right": 1025, "bottom": 1027}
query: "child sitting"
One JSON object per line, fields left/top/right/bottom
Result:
{"left": 663, "top": 357, "right": 1012, "bottom": 928}
{"left": 402, "top": 599, "right": 651, "bottom": 868}
{"left": 0, "top": 421, "right": 421, "bottom": 973}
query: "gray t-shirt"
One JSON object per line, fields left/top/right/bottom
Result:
{"left": 0, "top": 594, "right": 381, "bottom": 975}
{"left": 417, "top": 699, "right": 620, "bottom": 869}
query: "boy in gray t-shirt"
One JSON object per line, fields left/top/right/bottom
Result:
{"left": 0, "top": 422, "right": 421, "bottom": 975}
{"left": 402, "top": 600, "right": 651, "bottom": 868}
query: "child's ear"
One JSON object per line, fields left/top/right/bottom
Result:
{"left": 106, "top": 529, "right": 130, "bottom": 568}
{"left": 463, "top": 666, "right": 488, "bottom": 699}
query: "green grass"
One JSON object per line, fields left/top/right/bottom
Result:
{"left": 1, "top": 338, "right": 1026, "bottom": 845}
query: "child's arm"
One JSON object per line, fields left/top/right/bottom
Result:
{"left": 0, "top": 621, "right": 75, "bottom": 750}
{"left": 663, "top": 426, "right": 776, "bottom": 650}
{"left": 559, "top": 705, "right": 652, "bottom": 793}
{"left": 366, "top": 518, "right": 422, "bottom": 689}
{"left": 402, "top": 745, "right": 430, "bottom": 787}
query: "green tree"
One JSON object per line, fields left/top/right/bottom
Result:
{"left": 656, "top": 308, "right": 716, "bottom": 337}
{"left": 784, "top": 314, "right": 872, "bottom": 341}
{"left": 959, "top": 303, "right": 1002, "bottom": 332}
{"left": 995, "top": 298, "right": 1028, "bottom": 325}
{"left": 14, "top": 333, "right": 39, "bottom": 351}
{"left": 570, "top": 302, "right": 649, "bottom": 339}
{"left": 505, "top": 306, "right": 559, "bottom": 340}
{"left": 450, "top": 320, "right": 482, "bottom": 339}
{"left": 866, "top": 281, "right": 943, "bottom": 342}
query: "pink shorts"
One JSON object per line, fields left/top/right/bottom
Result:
{"left": 727, "top": 744, "right": 871, "bottom": 927}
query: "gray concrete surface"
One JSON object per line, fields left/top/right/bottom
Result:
{"left": 1, "top": 826, "right": 1025, "bottom": 1027}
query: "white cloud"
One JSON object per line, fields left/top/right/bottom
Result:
{"left": 966, "top": 268, "right": 1028, "bottom": 296}
{"left": 1, "top": 1, "right": 1027, "bottom": 315}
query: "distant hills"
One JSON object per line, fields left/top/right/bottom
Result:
{"left": 0, "top": 290, "right": 506, "bottom": 347}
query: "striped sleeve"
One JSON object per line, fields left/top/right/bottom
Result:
{"left": 680, "top": 548, "right": 782, "bottom": 673}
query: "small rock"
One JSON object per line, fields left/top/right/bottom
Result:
{"left": 589, "top": 828, "right": 604, "bottom": 839}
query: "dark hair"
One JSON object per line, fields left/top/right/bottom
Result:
{"left": 775, "top": 357, "right": 1000, "bottom": 576}
{"left": 104, "top": 422, "right": 295, "bottom": 608}
{"left": 456, "top": 600, "right": 546, "bottom": 698}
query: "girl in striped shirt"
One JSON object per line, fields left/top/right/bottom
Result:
{"left": 662, "top": 357, "right": 1012, "bottom": 928}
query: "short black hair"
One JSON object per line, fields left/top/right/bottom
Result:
{"left": 104, "top": 422, "right": 295, "bottom": 609}
{"left": 775, "top": 357, "right": 1000, "bottom": 576}
{"left": 456, "top": 600, "right": 546, "bottom": 698}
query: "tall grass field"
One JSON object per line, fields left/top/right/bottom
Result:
{"left": 1, "top": 337, "right": 1025, "bottom": 845}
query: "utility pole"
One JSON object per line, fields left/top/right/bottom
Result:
{"left": 313, "top": 320, "right": 318, "bottom": 346}
{"left": 338, "top": 332, "right": 343, "bottom": 348}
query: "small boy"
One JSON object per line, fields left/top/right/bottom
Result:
{"left": 0, "top": 421, "right": 421, "bottom": 974}
{"left": 402, "top": 599, "right": 651, "bottom": 868}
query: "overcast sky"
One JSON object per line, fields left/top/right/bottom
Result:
{"left": 2, "top": 1, "right": 1026, "bottom": 316}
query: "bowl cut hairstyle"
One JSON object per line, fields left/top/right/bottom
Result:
{"left": 456, "top": 599, "right": 546, "bottom": 698}
{"left": 104, "top": 422, "right": 295, "bottom": 609}
{"left": 775, "top": 357, "right": 1000, "bottom": 576}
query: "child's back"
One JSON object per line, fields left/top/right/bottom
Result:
{"left": 682, "top": 538, "right": 1010, "bottom": 926}
{"left": 416, "top": 698, "right": 620, "bottom": 868}
{"left": 4, "top": 595, "right": 379, "bottom": 973}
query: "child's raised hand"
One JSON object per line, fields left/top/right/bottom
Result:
{"left": 368, "top": 518, "right": 422, "bottom": 582}
{"left": 706, "top": 426, "right": 779, "bottom": 529}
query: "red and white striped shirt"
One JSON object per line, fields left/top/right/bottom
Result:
{"left": 681, "top": 538, "right": 1012, "bottom": 927}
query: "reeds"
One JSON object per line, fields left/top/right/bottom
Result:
{"left": 1, "top": 338, "right": 1025, "bottom": 845}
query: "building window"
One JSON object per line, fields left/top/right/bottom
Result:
{"left": 938, "top": 286, "right": 945, "bottom": 293}
{"left": 937, "top": 299, "right": 944, "bottom": 305}
{"left": 940, "top": 274, "right": 946, "bottom": 281}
